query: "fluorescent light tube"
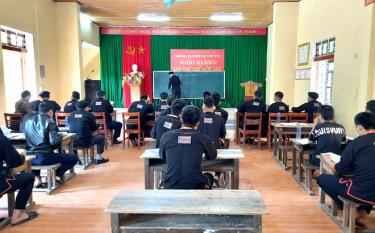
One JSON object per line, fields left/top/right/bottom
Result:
{"left": 210, "top": 13, "right": 244, "bottom": 22}
{"left": 137, "top": 14, "right": 170, "bottom": 22}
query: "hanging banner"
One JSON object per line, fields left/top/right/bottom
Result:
{"left": 171, "top": 49, "right": 224, "bottom": 71}
{"left": 101, "top": 27, "right": 267, "bottom": 36}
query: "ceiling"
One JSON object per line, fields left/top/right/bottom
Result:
{"left": 54, "top": 0, "right": 299, "bottom": 27}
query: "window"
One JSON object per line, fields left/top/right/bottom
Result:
{"left": 311, "top": 37, "right": 335, "bottom": 105}
{"left": 0, "top": 26, "right": 27, "bottom": 52}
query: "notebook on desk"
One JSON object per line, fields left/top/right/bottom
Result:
{"left": 294, "top": 138, "right": 310, "bottom": 145}
{"left": 322, "top": 152, "right": 341, "bottom": 163}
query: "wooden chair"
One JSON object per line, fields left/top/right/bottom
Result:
{"left": 288, "top": 113, "right": 308, "bottom": 123}
{"left": 55, "top": 112, "right": 70, "bottom": 127}
{"left": 239, "top": 113, "right": 263, "bottom": 149}
{"left": 4, "top": 113, "right": 23, "bottom": 132}
{"left": 313, "top": 112, "right": 319, "bottom": 120}
{"left": 267, "top": 113, "right": 289, "bottom": 149}
{"left": 93, "top": 112, "right": 112, "bottom": 149}
{"left": 122, "top": 112, "right": 143, "bottom": 149}
{"left": 235, "top": 112, "right": 244, "bottom": 144}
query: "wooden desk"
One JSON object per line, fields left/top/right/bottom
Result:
{"left": 0, "top": 156, "right": 35, "bottom": 230}
{"left": 105, "top": 190, "right": 268, "bottom": 233}
{"left": 291, "top": 139, "right": 316, "bottom": 195}
{"left": 271, "top": 123, "right": 313, "bottom": 169}
{"left": 141, "top": 149, "right": 244, "bottom": 190}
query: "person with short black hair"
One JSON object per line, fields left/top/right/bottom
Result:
{"left": 211, "top": 92, "right": 228, "bottom": 124}
{"left": 318, "top": 112, "right": 375, "bottom": 226}
{"left": 15, "top": 90, "right": 32, "bottom": 116}
{"left": 156, "top": 92, "right": 169, "bottom": 112}
{"left": 203, "top": 91, "right": 211, "bottom": 99}
{"left": 127, "top": 94, "right": 155, "bottom": 144}
{"left": 198, "top": 96, "right": 226, "bottom": 149}
{"left": 68, "top": 100, "right": 109, "bottom": 165}
{"left": 292, "top": 92, "right": 321, "bottom": 122}
{"left": 21, "top": 102, "right": 79, "bottom": 187}
{"left": 237, "top": 90, "right": 267, "bottom": 114}
{"left": 159, "top": 95, "right": 176, "bottom": 117}
{"left": 0, "top": 129, "right": 38, "bottom": 225}
{"left": 29, "top": 91, "right": 61, "bottom": 114}
{"left": 168, "top": 72, "right": 181, "bottom": 98}
{"left": 63, "top": 91, "right": 80, "bottom": 113}
{"left": 151, "top": 99, "right": 186, "bottom": 148}
{"left": 365, "top": 100, "right": 375, "bottom": 114}
{"left": 267, "top": 91, "right": 289, "bottom": 113}
{"left": 159, "top": 105, "right": 217, "bottom": 189}
{"left": 90, "top": 90, "right": 122, "bottom": 144}
{"left": 307, "top": 105, "right": 346, "bottom": 167}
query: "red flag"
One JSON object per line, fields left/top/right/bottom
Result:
{"left": 122, "top": 35, "right": 152, "bottom": 107}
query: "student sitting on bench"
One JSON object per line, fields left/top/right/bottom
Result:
{"left": 198, "top": 96, "right": 226, "bottom": 149}
{"left": 267, "top": 91, "right": 289, "bottom": 113}
{"left": 291, "top": 92, "right": 321, "bottom": 122}
{"left": 159, "top": 105, "right": 217, "bottom": 189}
{"left": 308, "top": 105, "right": 346, "bottom": 169}
{"left": 159, "top": 95, "right": 176, "bottom": 117}
{"left": 151, "top": 99, "right": 187, "bottom": 148}
{"left": 156, "top": 92, "right": 169, "bottom": 112}
{"left": 318, "top": 112, "right": 375, "bottom": 227}
{"left": 212, "top": 92, "right": 228, "bottom": 124}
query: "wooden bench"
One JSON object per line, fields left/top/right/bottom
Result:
{"left": 105, "top": 190, "right": 268, "bottom": 233}
{"left": 32, "top": 163, "right": 61, "bottom": 195}
{"left": 74, "top": 145, "right": 95, "bottom": 169}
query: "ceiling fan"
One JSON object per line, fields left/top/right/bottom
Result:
{"left": 164, "top": 0, "right": 191, "bottom": 9}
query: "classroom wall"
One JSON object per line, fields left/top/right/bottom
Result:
{"left": 266, "top": 2, "right": 299, "bottom": 105}
{"left": 269, "top": 0, "right": 375, "bottom": 136}
{"left": 0, "top": 0, "right": 87, "bottom": 119}
{"left": 82, "top": 47, "right": 100, "bottom": 80}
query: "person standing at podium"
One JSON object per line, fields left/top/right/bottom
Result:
{"left": 168, "top": 72, "right": 181, "bottom": 98}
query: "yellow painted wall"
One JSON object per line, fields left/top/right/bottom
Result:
{"left": 266, "top": 2, "right": 299, "bottom": 105}
{"left": 0, "top": 0, "right": 84, "bottom": 116}
{"left": 269, "top": 0, "right": 375, "bottom": 136}
{"left": 82, "top": 47, "right": 100, "bottom": 81}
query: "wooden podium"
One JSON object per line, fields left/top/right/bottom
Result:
{"left": 129, "top": 83, "right": 141, "bottom": 103}
{"left": 240, "top": 81, "right": 262, "bottom": 100}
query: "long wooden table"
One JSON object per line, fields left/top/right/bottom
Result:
{"left": 271, "top": 123, "right": 314, "bottom": 169}
{"left": 105, "top": 190, "right": 268, "bottom": 233}
{"left": 141, "top": 149, "right": 244, "bottom": 189}
{"left": 0, "top": 156, "right": 35, "bottom": 230}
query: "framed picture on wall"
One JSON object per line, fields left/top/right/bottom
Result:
{"left": 298, "top": 43, "right": 310, "bottom": 66}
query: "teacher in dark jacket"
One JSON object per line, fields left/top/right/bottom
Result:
{"left": 168, "top": 72, "right": 181, "bottom": 98}
{"left": 0, "top": 129, "right": 38, "bottom": 225}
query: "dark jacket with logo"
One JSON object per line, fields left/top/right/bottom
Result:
{"left": 67, "top": 110, "right": 98, "bottom": 146}
{"left": 267, "top": 102, "right": 289, "bottom": 113}
{"left": 64, "top": 99, "right": 78, "bottom": 113}
{"left": 198, "top": 112, "right": 226, "bottom": 149}
{"left": 237, "top": 98, "right": 267, "bottom": 113}
{"left": 90, "top": 97, "right": 114, "bottom": 124}
{"left": 151, "top": 114, "right": 182, "bottom": 148}
{"left": 292, "top": 100, "right": 321, "bottom": 123}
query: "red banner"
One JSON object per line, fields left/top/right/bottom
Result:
{"left": 101, "top": 27, "right": 267, "bottom": 36}
{"left": 123, "top": 35, "right": 152, "bottom": 107}
{"left": 171, "top": 49, "right": 224, "bottom": 71}
{"left": 365, "top": 0, "right": 374, "bottom": 5}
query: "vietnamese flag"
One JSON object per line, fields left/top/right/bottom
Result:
{"left": 122, "top": 35, "right": 152, "bottom": 107}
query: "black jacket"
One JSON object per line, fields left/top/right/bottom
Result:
{"left": 335, "top": 133, "right": 375, "bottom": 204}
{"left": 214, "top": 107, "right": 229, "bottom": 124}
{"left": 151, "top": 114, "right": 182, "bottom": 148}
{"left": 168, "top": 75, "right": 181, "bottom": 91}
{"left": 292, "top": 100, "right": 321, "bottom": 123}
{"left": 90, "top": 97, "right": 114, "bottom": 124}
{"left": 29, "top": 99, "right": 61, "bottom": 114}
{"left": 64, "top": 99, "right": 78, "bottom": 113}
{"left": 0, "top": 129, "right": 25, "bottom": 196}
{"left": 267, "top": 102, "right": 289, "bottom": 113}
{"left": 237, "top": 98, "right": 267, "bottom": 113}
{"left": 128, "top": 100, "right": 155, "bottom": 123}
{"left": 160, "top": 128, "right": 217, "bottom": 189}
{"left": 67, "top": 110, "right": 98, "bottom": 146}
{"left": 156, "top": 100, "right": 169, "bottom": 112}
{"left": 160, "top": 108, "right": 172, "bottom": 117}
{"left": 198, "top": 112, "right": 226, "bottom": 149}
{"left": 21, "top": 113, "right": 62, "bottom": 154}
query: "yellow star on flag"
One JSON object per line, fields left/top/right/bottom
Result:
{"left": 138, "top": 46, "right": 145, "bottom": 55}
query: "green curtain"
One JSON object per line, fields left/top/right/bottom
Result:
{"left": 151, "top": 35, "right": 267, "bottom": 107}
{"left": 100, "top": 35, "right": 123, "bottom": 107}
